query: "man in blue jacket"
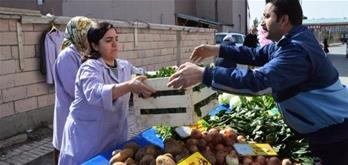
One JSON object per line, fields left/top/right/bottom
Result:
{"left": 168, "top": 0, "right": 348, "bottom": 164}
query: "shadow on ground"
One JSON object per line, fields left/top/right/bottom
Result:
{"left": 327, "top": 53, "right": 348, "bottom": 77}
{"left": 27, "top": 152, "right": 53, "bottom": 165}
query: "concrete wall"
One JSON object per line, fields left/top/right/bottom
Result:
{"left": 0, "top": 13, "right": 215, "bottom": 140}
{"left": 62, "top": 0, "right": 176, "bottom": 25}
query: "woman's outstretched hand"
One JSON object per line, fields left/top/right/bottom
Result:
{"left": 129, "top": 76, "right": 155, "bottom": 98}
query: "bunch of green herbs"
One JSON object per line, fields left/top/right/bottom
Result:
{"left": 153, "top": 125, "right": 177, "bottom": 140}
{"left": 145, "top": 67, "right": 176, "bottom": 78}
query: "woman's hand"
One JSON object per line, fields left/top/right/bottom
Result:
{"left": 190, "top": 44, "right": 220, "bottom": 63}
{"left": 129, "top": 76, "right": 156, "bottom": 98}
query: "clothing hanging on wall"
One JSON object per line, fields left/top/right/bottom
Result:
{"left": 43, "top": 24, "right": 64, "bottom": 84}
{"left": 39, "top": 30, "right": 48, "bottom": 75}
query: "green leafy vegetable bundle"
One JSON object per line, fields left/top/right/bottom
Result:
{"left": 145, "top": 67, "right": 176, "bottom": 78}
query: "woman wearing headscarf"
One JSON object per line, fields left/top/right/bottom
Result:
{"left": 52, "top": 16, "right": 94, "bottom": 164}
{"left": 58, "top": 21, "right": 155, "bottom": 165}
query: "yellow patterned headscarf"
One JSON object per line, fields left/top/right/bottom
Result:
{"left": 61, "top": 16, "right": 94, "bottom": 53}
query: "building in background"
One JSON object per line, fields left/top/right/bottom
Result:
{"left": 0, "top": 0, "right": 249, "bottom": 34}
{"left": 0, "top": 0, "right": 63, "bottom": 16}
{"left": 175, "top": 0, "right": 250, "bottom": 34}
{"left": 303, "top": 18, "right": 348, "bottom": 43}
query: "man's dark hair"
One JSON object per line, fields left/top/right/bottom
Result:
{"left": 266, "top": 0, "right": 303, "bottom": 25}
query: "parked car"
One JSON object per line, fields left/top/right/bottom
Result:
{"left": 215, "top": 32, "right": 245, "bottom": 46}
{"left": 340, "top": 33, "right": 348, "bottom": 43}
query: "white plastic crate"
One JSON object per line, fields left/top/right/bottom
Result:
{"left": 134, "top": 77, "right": 218, "bottom": 129}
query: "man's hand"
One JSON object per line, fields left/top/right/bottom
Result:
{"left": 190, "top": 44, "right": 220, "bottom": 63}
{"left": 167, "top": 62, "right": 204, "bottom": 89}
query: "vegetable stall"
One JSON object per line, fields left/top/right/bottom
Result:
{"left": 82, "top": 67, "right": 313, "bottom": 165}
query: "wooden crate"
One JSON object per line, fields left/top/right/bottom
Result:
{"left": 134, "top": 77, "right": 218, "bottom": 129}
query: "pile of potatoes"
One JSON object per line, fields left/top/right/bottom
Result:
{"left": 109, "top": 127, "right": 294, "bottom": 165}
{"left": 109, "top": 142, "right": 176, "bottom": 165}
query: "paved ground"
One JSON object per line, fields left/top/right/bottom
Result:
{"left": 0, "top": 106, "right": 143, "bottom": 165}
{"left": 0, "top": 43, "right": 347, "bottom": 165}
{"left": 327, "top": 43, "right": 348, "bottom": 85}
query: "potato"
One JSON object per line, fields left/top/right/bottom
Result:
{"left": 214, "top": 143, "right": 225, "bottom": 152}
{"left": 202, "top": 150, "right": 216, "bottom": 165}
{"left": 223, "top": 127, "right": 236, "bottom": 139}
{"left": 123, "top": 142, "right": 140, "bottom": 153}
{"left": 208, "top": 128, "right": 219, "bottom": 137}
{"left": 163, "top": 153, "right": 174, "bottom": 159}
{"left": 190, "top": 129, "right": 202, "bottom": 139}
{"left": 124, "top": 157, "right": 136, "bottom": 165}
{"left": 251, "top": 162, "right": 262, "bottom": 165}
{"left": 175, "top": 148, "right": 191, "bottom": 162}
{"left": 211, "top": 133, "right": 224, "bottom": 145}
{"left": 255, "top": 156, "right": 266, "bottom": 165}
{"left": 237, "top": 135, "right": 247, "bottom": 143}
{"left": 112, "top": 149, "right": 122, "bottom": 156}
{"left": 139, "top": 154, "right": 155, "bottom": 165}
{"left": 197, "top": 138, "right": 207, "bottom": 151}
{"left": 178, "top": 140, "right": 185, "bottom": 146}
{"left": 145, "top": 145, "right": 161, "bottom": 157}
{"left": 225, "top": 146, "right": 233, "bottom": 153}
{"left": 109, "top": 148, "right": 134, "bottom": 164}
{"left": 267, "top": 157, "right": 281, "bottom": 165}
{"left": 186, "top": 138, "right": 199, "bottom": 146}
{"left": 202, "top": 131, "right": 213, "bottom": 143}
{"left": 242, "top": 156, "right": 253, "bottom": 165}
{"left": 150, "top": 159, "right": 157, "bottom": 165}
{"left": 281, "top": 158, "right": 292, "bottom": 165}
{"left": 225, "top": 151, "right": 239, "bottom": 165}
{"left": 208, "top": 143, "right": 216, "bottom": 152}
{"left": 188, "top": 144, "right": 199, "bottom": 153}
{"left": 223, "top": 135, "right": 235, "bottom": 146}
{"left": 164, "top": 138, "right": 184, "bottom": 156}
{"left": 135, "top": 147, "right": 147, "bottom": 162}
{"left": 156, "top": 154, "right": 176, "bottom": 165}
{"left": 215, "top": 151, "right": 227, "bottom": 165}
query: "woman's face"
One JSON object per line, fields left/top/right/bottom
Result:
{"left": 94, "top": 28, "right": 119, "bottom": 61}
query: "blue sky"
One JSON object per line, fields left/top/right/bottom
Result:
{"left": 249, "top": 0, "right": 348, "bottom": 23}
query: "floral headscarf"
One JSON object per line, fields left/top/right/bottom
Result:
{"left": 61, "top": 16, "right": 94, "bottom": 53}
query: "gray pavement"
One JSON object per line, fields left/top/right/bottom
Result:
{"left": 0, "top": 106, "right": 143, "bottom": 165}
{"left": 327, "top": 43, "right": 348, "bottom": 85}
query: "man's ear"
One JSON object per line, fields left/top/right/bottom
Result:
{"left": 280, "top": 15, "right": 290, "bottom": 26}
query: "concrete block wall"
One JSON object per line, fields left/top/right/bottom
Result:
{"left": 0, "top": 13, "right": 215, "bottom": 140}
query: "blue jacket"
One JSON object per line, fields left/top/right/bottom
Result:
{"left": 203, "top": 25, "right": 348, "bottom": 143}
